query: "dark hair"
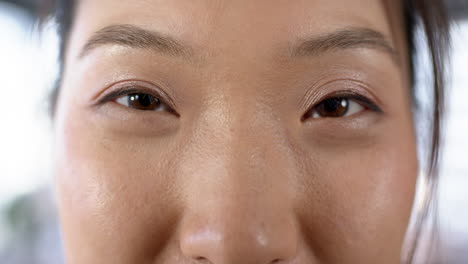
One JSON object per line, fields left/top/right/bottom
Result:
{"left": 403, "top": 1, "right": 450, "bottom": 263}
{"left": 49, "top": 0, "right": 451, "bottom": 263}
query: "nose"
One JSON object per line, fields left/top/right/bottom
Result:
{"left": 179, "top": 196, "right": 298, "bottom": 263}
{"left": 179, "top": 198, "right": 298, "bottom": 264}
{"left": 177, "top": 124, "right": 299, "bottom": 263}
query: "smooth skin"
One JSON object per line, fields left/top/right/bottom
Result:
{"left": 54, "top": 0, "right": 418, "bottom": 263}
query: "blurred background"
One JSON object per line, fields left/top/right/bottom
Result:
{"left": 0, "top": 0, "right": 467, "bottom": 263}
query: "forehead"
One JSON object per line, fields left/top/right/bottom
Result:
{"left": 70, "top": 0, "right": 404, "bottom": 58}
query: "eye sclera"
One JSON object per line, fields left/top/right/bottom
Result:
{"left": 309, "top": 97, "right": 363, "bottom": 119}
{"left": 95, "top": 80, "right": 179, "bottom": 116}
{"left": 301, "top": 91, "right": 383, "bottom": 121}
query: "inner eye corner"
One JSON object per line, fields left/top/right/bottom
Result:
{"left": 300, "top": 108, "right": 316, "bottom": 122}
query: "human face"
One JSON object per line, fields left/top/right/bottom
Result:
{"left": 54, "top": 0, "right": 417, "bottom": 263}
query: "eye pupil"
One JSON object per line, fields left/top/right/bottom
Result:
{"left": 317, "top": 98, "right": 349, "bottom": 117}
{"left": 128, "top": 93, "right": 161, "bottom": 110}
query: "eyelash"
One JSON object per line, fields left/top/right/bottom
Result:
{"left": 98, "top": 86, "right": 381, "bottom": 121}
{"left": 301, "top": 92, "right": 382, "bottom": 121}
{"left": 98, "top": 86, "right": 178, "bottom": 115}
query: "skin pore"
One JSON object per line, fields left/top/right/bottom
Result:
{"left": 54, "top": 0, "right": 418, "bottom": 263}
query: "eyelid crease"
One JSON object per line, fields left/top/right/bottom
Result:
{"left": 299, "top": 78, "right": 385, "bottom": 112}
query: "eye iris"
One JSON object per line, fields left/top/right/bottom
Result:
{"left": 317, "top": 98, "right": 349, "bottom": 117}
{"left": 128, "top": 93, "right": 161, "bottom": 110}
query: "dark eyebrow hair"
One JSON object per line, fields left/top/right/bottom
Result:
{"left": 80, "top": 25, "right": 398, "bottom": 67}
{"left": 79, "top": 24, "right": 192, "bottom": 59}
{"left": 291, "top": 27, "right": 399, "bottom": 66}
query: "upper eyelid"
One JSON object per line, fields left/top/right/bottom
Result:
{"left": 98, "top": 87, "right": 154, "bottom": 103}
{"left": 95, "top": 81, "right": 176, "bottom": 109}
{"left": 105, "top": 89, "right": 181, "bottom": 117}
{"left": 299, "top": 78, "right": 384, "bottom": 110}
{"left": 316, "top": 92, "right": 382, "bottom": 112}
{"left": 301, "top": 92, "right": 383, "bottom": 121}
{"left": 96, "top": 80, "right": 382, "bottom": 118}
{"left": 108, "top": 88, "right": 174, "bottom": 110}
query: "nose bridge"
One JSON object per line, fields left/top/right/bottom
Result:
{"left": 177, "top": 98, "right": 298, "bottom": 263}
{"left": 185, "top": 94, "right": 293, "bottom": 206}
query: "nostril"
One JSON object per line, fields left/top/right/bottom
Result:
{"left": 193, "top": 256, "right": 211, "bottom": 263}
{"left": 192, "top": 256, "right": 283, "bottom": 264}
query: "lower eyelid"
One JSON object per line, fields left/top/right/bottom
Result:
{"left": 99, "top": 100, "right": 177, "bottom": 120}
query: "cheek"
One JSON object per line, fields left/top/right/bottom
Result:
{"left": 296, "top": 128, "right": 418, "bottom": 262}
{"left": 54, "top": 108, "right": 180, "bottom": 263}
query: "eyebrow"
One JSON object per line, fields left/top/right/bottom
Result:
{"left": 79, "top": 24, "right": 192, "bottom": 59}
{"left": 80, "top": 25, "right": 399, "bottom": 66}
{"left": 290, "top": 27, "right": 399, "bottom": 65}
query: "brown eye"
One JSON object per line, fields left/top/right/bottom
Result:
{"left": 315, "top": 98, "right": 350, "bottom": 117}
{"left": 303, "top": 97, "right": 366, "bottom": 120}
{"left": 116, "top": 93, "right": 166, "bottom": 111}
